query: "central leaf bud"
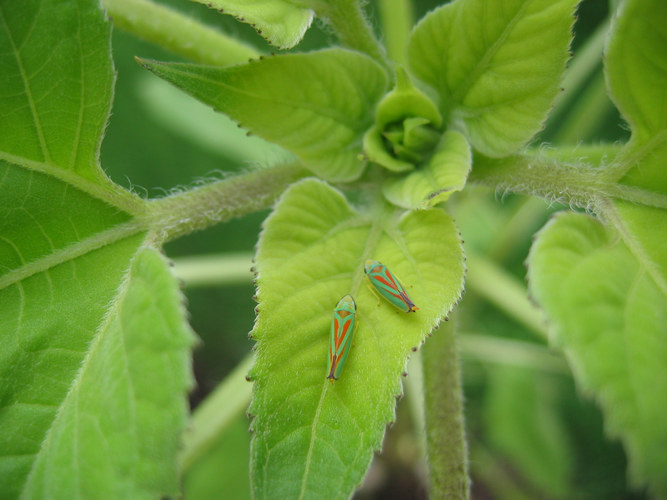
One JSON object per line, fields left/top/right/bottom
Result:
{"left": 363, "top": 67, "right": 442, "bottom": 172}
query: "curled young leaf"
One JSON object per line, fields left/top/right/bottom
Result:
{"left": 383, "top": 129, "right": 471, "bottom": 209}
{"left": 363, "top": 67, "right": 443, "bottom": 172}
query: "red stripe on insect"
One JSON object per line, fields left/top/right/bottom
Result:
{"left": 374, "top": 275, "right": 399, "bottom": 290}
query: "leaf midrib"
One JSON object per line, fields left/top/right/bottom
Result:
{"left": 0, "top": 152, "right": 146, "bottom": 216}
{"left": 0, "top": 220, "right": 145, "bottom": 291}
{"left": 603, "top": 199, "right": 667, "bottom": 297}
{"left": 156, "top": 65, "right": 375, "bottom": 136}
{"left": 295, "top": 202, "right": 391, "bottom": 499}
{"left": 21, "top": 251, "right": 136, "bottom": 497}
{"left": 449, "top": 1, "right": 530, "bottom": 106}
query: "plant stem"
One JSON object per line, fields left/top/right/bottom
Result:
{"left": 179, "top": 355, "right": 254, "bottom": 473}
{"left": 172, "top": 253, "right": 254, "bottom": 287}
{"left": 422, "top": 316, "right": 470, "bottom": 500}
{"left": 465, "top": 254, "right": 548, "bottom": 341}
{"left": 468, "top": 146, "right": 667, "bottom": 211}
{"left": 458, "top": 333, "right": 568, "bottom": 374}
{"left": 102, "top": 0, "right": 260, "bottom": 65}
{"left": 377, "top": 0, "right": 414, "bottom": 65}
{"left": 317, "top": 0, "right": 388, "bottom": 68}
{"left": 143, "top": 163, "right": 309, "bottom": 243}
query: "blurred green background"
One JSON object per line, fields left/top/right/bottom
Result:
{"left": 100, "top": 0, "right": 642, "bottom": 498}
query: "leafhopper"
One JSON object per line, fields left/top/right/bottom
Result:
{"left": 364, "top": 260, "right": 419, "bottom": 313}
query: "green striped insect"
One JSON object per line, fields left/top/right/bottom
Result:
{"left": 364, "top": 260, "right": 419, "bottom": 313}
{"left": 327, "top": 294, "right": 357, "bottom": 383}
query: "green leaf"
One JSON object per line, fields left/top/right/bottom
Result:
{"left": 604, "top": 0, "right": 667, "bottom": 293}
{"left": 1, "top": 1, "right": 195, "bottom": 497}
{"left": 407, "top": 0, "right": 578, "bottom": 157}
{"left": 248, "top": 179, "right": 465, "bottom": 499}
{"left": 140, "top": 49, "right": 389, "bottom": 182}
{"left": 137, "top": 76, "right": 287, "bottom": 164}
{"left": 382, "top": 129, "right": 471, "bottom": 209}
{"left": 192, "top": 0, "right": 313, "bottom": 49}
{"left": 0, "top": 0, "right": 115, "bottom": 186}
{"left": 606, "top": 0, "right": 667, "bottom": 166}
{"left": 527, "top": 212, "right": 667, "bottom": 496}
{"left": 19, "top": 248, "right": 195, "bottom": 498}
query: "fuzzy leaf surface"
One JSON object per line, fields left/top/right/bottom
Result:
{"left": 604, "top": 0, "right": 667, "bottom": 293}
{"left": 382, "top": 129, "right": 471, "bottom": 209}
{"left": 192, "top": 0, "right": 313, "bottom": 49}
{"left": 0, "top": 1, "right": 194, "bottom": 498}
{"left": 249, "top": 179, "right": 465, "bottom": 499}
{"left": 18, "top": 248, "right": 196, "bottom": 499}
{"left": 0, "top": 0, "right": 115, "bottom": 185}
{"left": 407, "top": 0, "right": 578, "bottom": 157}
{"left": 528, "top": 213, "right": 667, "bottom": 495}
{"left": 140, "top": 50, "right": 389, "bottom": 182}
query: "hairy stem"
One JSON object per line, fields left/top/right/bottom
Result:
{"left": 469, "top": 145, "right": 667, "bottom": 211}
{"left": 423, "top": 317, "right": 470, "bottom": 500}
{"left": 377, "top": 0, "right": 414, "bottom": 65}
{"left": 180, "top": 355, "right": 254, "bottom": 472}
{"left": 317, "top": 0, "right": 388, "bottom": 68}
{"left": 143, "top": 163, "right": 309, "bottom": 243}
{"left": 102, "top": 0, "right": 260, "bottom": 65}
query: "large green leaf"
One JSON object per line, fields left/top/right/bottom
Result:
{"left": 0, "top": 1, "right": 195, "bottom": 497}
{"left": 191, "top": 0, "right": 313, "bottom": 49}
{"left": 18, "top": 248, "right": 196, "bottom": 499}
{"left": 140, "top": 50, "right": 389, "bottom": 182}
{"left": 0, "top": 0, "right": 115, "bottom": 186}
{"left": 605, "top": 0, "right": 667, "bottom": 292}
{"left": 606, "top": 0, "right": 667, "bottom": 173}
{"left": 407, "top": 0, "right": 578, "bottom": 157}
{"left": 248, "top": 179, "right": 465, "bottom": 499}
{"left": 527, "top": 212, "right": 667, "bottom": 496}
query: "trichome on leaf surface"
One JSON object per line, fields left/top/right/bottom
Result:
{"left": 1, "top": 0, "right": 665, "bottom": 499}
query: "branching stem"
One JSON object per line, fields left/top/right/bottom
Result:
{"left": 470, "top": 146, "right": 667, "bottom": 211}
{"left": 316, "top": 0, "right": 389, "bottom": 68}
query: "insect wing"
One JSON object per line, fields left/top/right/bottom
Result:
{"left": 327, "top": 295, "right": 357, "bottom": 381}
{"left": 365, "top": 260, "right": 418, "bottom": 313}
